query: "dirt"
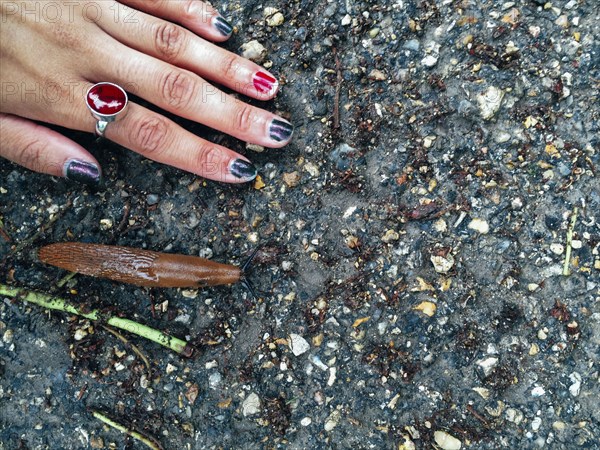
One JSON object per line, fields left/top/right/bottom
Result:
{"left": 1, "top": 1, "right": 599, "bottom": 449}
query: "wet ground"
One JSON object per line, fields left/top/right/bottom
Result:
{"left": 1, "top": 0, "right": 599, "bottom": 449}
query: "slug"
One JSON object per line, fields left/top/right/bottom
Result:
{"left": 38, "top": 242, "right": 243, "bottom": 289}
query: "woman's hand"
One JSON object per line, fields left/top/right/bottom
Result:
{"left": 0, "top": 0, "right": 293, "bottom": 185}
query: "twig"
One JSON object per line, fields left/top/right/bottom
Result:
{"left": 333, "top": 48, "right": 342, "bottom": 130}
{"left": 11, "top": 197, "right": 72, "bottom": 255}
{"left": 562, "top": 207, "right": 578, "bottom": 276}
{"left": 56, "top": 272, "right": 77, "bottom": 288}
{"left": 101, "top": 325, "right": 151, "bottom": 372}
{"left": 92, "top": 410, "right": 164, "bottom": 450}
{"left": 0, "top": 284, "right": 193, "bottom": 357}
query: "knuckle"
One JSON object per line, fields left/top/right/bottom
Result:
{"left": 131, "top": 116, "right": 170, "bottom": 157}
{"left": 159, "top": 70, "right": 195, "bottom": 109}
{"left": 220, "top": 54, "right": 241, "bottom": 80}
{"left": 196, "top": 144, "right": 222, "bottom": 176}
{"left": 17, "top": 139, "right": 47, "bottom": 173}
{"left": 153, "top": 22, "right": 186, "bottom": 62}
{"left": 233, "top": 105, "right": 255, "bottom": 133}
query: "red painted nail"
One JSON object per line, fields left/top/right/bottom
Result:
{"left": 253, "top": 71, "right": 278, "bottom": 94}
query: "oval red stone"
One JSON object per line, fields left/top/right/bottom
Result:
{"left": 87, "top": 83, "right": 127, "bottom": 116}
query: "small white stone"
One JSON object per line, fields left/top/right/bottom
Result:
{"left": 506, "top": 408, "right": 524, "bottom": 424}
{"left": 571, "top": 240, "right": 582, "bottom": 249}
{"left": 434, "top": 430, "right": 462, "bottom": 449}
{"left": 476, "top": 357, "right": 498, "bottom": 377}
{"left": 241, "top": 40, "right": 267, "bottom": 63}
{"left": 550, "top": 243, "right": 565, "bottom": 255}
{"left": 531, "top": 386, "right": 546, "bottom": 397}
{"left": 431, "top": 254, "right": 455, "bottom": 274}
{"left": 341, "top": 14, "right": 352, "bottom": 26}
{"left": 421, "top": 55, "right": 438, "bottom": 67}
{"left": 569, "top": 372, "right": 582, "bottom": 397}
{"left": 324, "top": 409, "right": 341, "bottom": 431}
{"left": 266, "top": 12, "right": 284, "bottom": 27}
{"left": 327, "top": 367, "right": 337, "bottom": 386}
{"left": 289, "top": 333, "right": 310, "bottom": 356}
{"left": 74, "top": 328, "right": 88, "bottom": 341}
{"left": 531, "top": 417, "right": 542, "bottom": 432}
{"left": 166, "top": 363, "right": 177, "bottom": 374}
{"left": 477, "top": 86, "right": 505, "bottom": 120}
{"left": 242, "top": 393, "right": 261, "bottom": 416}
{"left": 468, "top": 218, "right": 490, "bottom": 234}
{"left": 301, "top": 417, "right": 312, "bottom": 426}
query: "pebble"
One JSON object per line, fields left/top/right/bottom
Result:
{"left": 341, "top": 14, "right": 352, "bottom": 26}
{"left": 531, "top": 417, "right": 542, "bottom": 432}
{"left": 266, "top": 12, "right": 284, "bottom": 27}
{"left": 414, "top": 301, "right": 437, "bottom": 317}
{"left": 468, "top": 218, "right": 490, "bottom": 234}
{"left": 146, "top": 194, "right": 159, "bottom": 206}
{"left": 324, "top": 409, "right": 341, "bottom": 431}
{"left": 476, "top": 86, "right": 505, "bottom": 120}
{"left": 569, "top": 372, "right": 581, "bottom": 397}
{"left": 301, "top": 417, "right": 312, "bottom": 426}
{"left": 242, "top": 393, "right": 261, "bottom": 416}
{"left": 421, "top": 54, "right": 439, "bottom": 67}
{"left": 550, "top": 243, "right": 565, "bottom": 255}
{"left": 2, "top": 329, "right": 13, "bottom": 343}
{"left": 241, "top": 40, "right": 267, "bottom": 63}
{"left": 506, "top": 408, "right": 524, "bottom": 424}
{"left": 289, "top": 333, "right": 310, "bottom": 356}
{"left": 434, "top": 430, "right": 462, "bottom": 449}
{"left": 382, "top": 229, "right": 400, "bottom": 243}
{"left": 431, "top": 254, "right": 455, "bottom": 274}
{"left": 476, "top": 356, "right": 498, "bottom": 376}
{"left": 283, "top": 171, "right": 301, "bottom": 187}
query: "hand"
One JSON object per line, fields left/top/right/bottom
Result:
{"left": 0, "top": 0, "right": 294, "bottom": 185}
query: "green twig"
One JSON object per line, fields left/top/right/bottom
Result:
{"left": 92, "top": 410, "right": 164, "bottom": 450}
{"left": 0, "top": 284, "right": 193, "bottom": 357}
{"left": 562, "top": 207, "right": 578, "bottom": 276}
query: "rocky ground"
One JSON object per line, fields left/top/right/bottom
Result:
{"left": 1, "top": 0, "right": 599, "bottom": 449}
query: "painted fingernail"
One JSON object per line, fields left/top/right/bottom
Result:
{"left": 229, "top": 159, "right": 257, "bottom": 181}
{"left": 213, "top": 16, "right": 233, "bottom": 36}
{"left": 269, "top": 119, "right": 294, "bottom": 143}
{"left": 253, "top": 71, "right": 278, "bottom": 95}
{"left": 64, "top": 159, "right": 102, "bottom": 186}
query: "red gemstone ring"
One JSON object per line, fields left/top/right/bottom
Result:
{"left": 85, "top": 82, "right": 128, "bottom": 137}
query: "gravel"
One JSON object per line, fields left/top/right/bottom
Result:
{"left": 1, "top": 0, "right": 599, "bottom": 449}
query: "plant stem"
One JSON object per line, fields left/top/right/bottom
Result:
{"left": 92, "top": 410, "right": 164, "bottom": 450}
{"left": 0, "top": 284, "right": 193, "bottom": 356}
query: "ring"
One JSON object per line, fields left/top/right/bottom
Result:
{"left": 85, "top": 82, "right": 128, "bottom": 137}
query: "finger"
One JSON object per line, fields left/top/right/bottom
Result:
{"left": 95, "top": 6, "right": 279, "bottom": 100}
{"left": 79, "top": 98, "right": 257, "bottom": 184}
{"left": 92, "top": 54, "right": 292, "bottom": 148}
{"left": 0, "top": 114, "right": 102, "bottom": 186}
{"left": 118, "top": 0, "right": 234, "bottom": 42}
{"left": 106, "top": 103, "right": 257, "bottom": 183}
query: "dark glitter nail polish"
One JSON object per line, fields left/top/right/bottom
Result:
{"left": 64, "top": 160, "right": 101, "bottom": 186}
{"left": 269, "top": 119, "right": 294, "bottom": 143}
{"left": 213, "top": 16, "right": 233, "bottom": 36}
{"left": 229, "top": 159, "right": 257, "bottom": 181}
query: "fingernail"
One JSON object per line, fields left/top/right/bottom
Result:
{"left": 253, "top": 71, "right": 278, "bottom": 95}
{"left": 269, "top": 119, "right": 294, "bottom": 143}
{"left": 63, "top": 159, "right": 102, "bottom": 186}
{"left": 229, "top": 159, "right": 257, "bottom": 181}
{"left": 212, "top": 16, "right": 233, "bottom": 36}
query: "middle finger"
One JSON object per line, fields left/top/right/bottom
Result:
{"left": 95, "top": 2, "right": 280, "bottom": 100}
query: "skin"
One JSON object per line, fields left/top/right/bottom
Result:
{"left": 0, "top": 0, "right": 292, "bottom": 184}
{"left": 39, "top": 242, "right": 242, "bottom": 288}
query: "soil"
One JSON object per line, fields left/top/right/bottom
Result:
{"left": 1, "top": 1, "right": 599, "bottom": 449}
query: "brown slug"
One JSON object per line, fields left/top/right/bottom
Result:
{"left": 39, "top": 242, "right": 243, "bottom": 288}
